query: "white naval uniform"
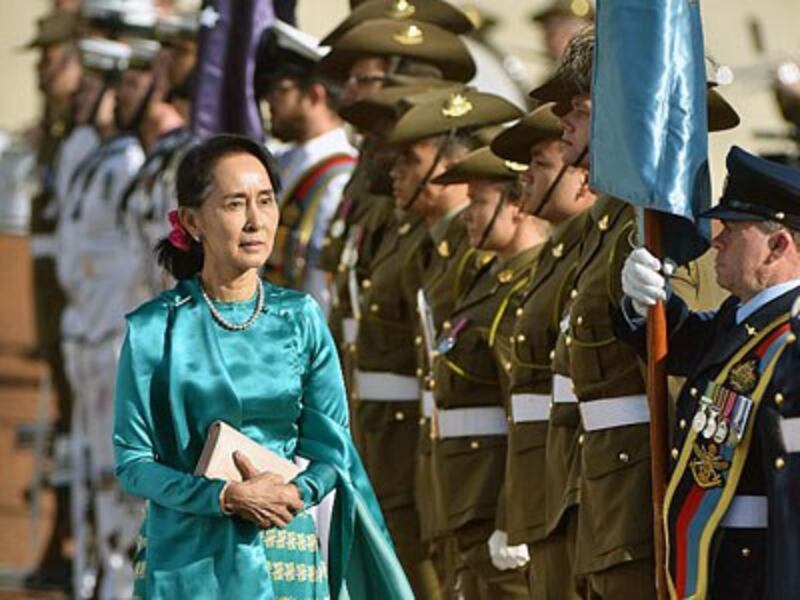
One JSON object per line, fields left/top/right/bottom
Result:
{"left": 55, "top": 132, "right": 145, "bottom": 600}
{"left": 275, "top": 127, "right": 357, "bottom": 313}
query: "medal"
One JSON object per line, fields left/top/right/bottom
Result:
{"left": 559, "top": 310, "right": 571, "bottom": 335}
{"left": 692, "top": 410, "right": 708, "bottom": 433}
{"left": 330, "top": 219, "right": 346, "bottom": 239}
{"left": 435, "top": 318, "right": 468, "bottom": 354}
{"left": 702, "top": 409, "right": 718, "bottom": 439}
{"left": 713, "top": 420, "right": 729, "bottom": 445}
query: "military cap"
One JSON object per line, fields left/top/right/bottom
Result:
{"left": 126, "top": 38, "right": 161, "bottom": 70}
{"left": 490, "top": 103, "right": 563, "bottom": 164}
{"left": 530, "top": 0, "right": 594, "bottom": 23}
{"left": 322, "top": 0, "right": 474, "bottom": 45}
{"left": 319, "top": 19, "right": 476, "bottom": 83}
{"left": 78, "top": 37, "right": 131, "bottom": 73}
{"left": 339, "top": 78, "right": 460, "bottom": 133}
{"left": 432, "top": 146, "right": 528, "bottom": 185}
{"left": 699, "top": 146, "right": 800, "bottom": 230}
{"left": 22, "top": 11, "right": 79, "bottom": 50}
{"left": 255, "top": 21, "right": 328, "bottom": 91}
{"left": 529, "top": 26, "right": 594, "bottom": 104}
{"left": 81, "top": 0, "right": 159, "bottom": 37}
{"left": 385, "top": 87, "right": 523, "bottom": 146}
{"left": 154, "top": 12, "right": 200, "bottom": 44}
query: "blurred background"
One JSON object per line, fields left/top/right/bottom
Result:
{"left": 0, "top": 0, "right": 798, "bottom": 598}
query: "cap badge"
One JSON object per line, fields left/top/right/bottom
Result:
{"left": 441, "top": 93, "right": 473, "bottom": 119}
{"left": 394, "top": 23, "right": 424, "bottom": 46}
{"left": 498, "top": 269, "right": 514, "bottom": 284}
{"left": 387, "top": 0, "right": 416, "bottom": 19}
{"left": 437, "top": 240, "right": 450, "bottom": 257}
{"left": 571, "top": 0, "right": 591, "bottom": 17}
{"left": 552, "top": 242, "right": 564, "bottom": 258}
{"left": 597, "top": 214, "right": 610, "bottom": 231}
{"left": 504, "top": 160, "right": 528, "bottom": 173}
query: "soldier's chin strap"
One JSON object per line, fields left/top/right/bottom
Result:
{"left": 530, "top": 144, "right": 589, "bottom": 218}
{"left": 124, "top": 77, "right": 158, "bottom": 138}
{"left": 476, "top": 193, "right": 507, "bottom": 251}
{"left": 402, "top": 129, "right": 456, "bottom": 212}
{"left": 88, "top": 71, "right": 121, "bottom": 130}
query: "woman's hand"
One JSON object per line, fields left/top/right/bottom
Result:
{"left": 221, "top": 452, "right": 304, "bottom": 529}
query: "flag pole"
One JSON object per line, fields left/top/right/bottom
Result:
{"left": 644, "top": 208, "right": 669, "bottom": 600}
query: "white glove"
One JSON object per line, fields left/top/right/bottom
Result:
{"left": 487, "top": 530, "right": 530, "bottom": 571}
{"left": 621, "top": 247, "right": 669, "bottom": 317}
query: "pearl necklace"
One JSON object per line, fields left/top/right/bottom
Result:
{"left": 200, "top": 279, "right": 265, "bottom": 331}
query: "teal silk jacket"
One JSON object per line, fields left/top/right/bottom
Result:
{"left": 113, "top": 278, "right": 413, "bottom": 599}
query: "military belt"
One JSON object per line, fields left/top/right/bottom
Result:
{"left": 720, "top": 495, "right": 767, "bottom": 529}
{"left": 342, "top": 318, "right": 358, "bottom": 345}
{"left": 437, "top": 407, "right": 507, "bottom": 438}
{"left": 510, "top": 393, "right": 551, "bottom": 423}
{"left": 354, "top": 371, "right": 420, "bottom": 401}
{"left": 578, "top": 394, "right": 650, "bottom": 431}
{"left": 422, "top": 391, "right": 435, "bottom": 418}
{"left": 552, "top": 375, "right": 578, "bottom": 404}
{"left": 779, "top": 416, "right": 800, "bottom": 452}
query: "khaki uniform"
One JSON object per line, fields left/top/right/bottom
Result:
{"left": 491, "top": 213, "right": 588, "bottom": 600}
{"left": 353, "top": 211, "right": 430, "bottom": 595}
{"left": 550, "top": 196, "right": 655, "bottom": 597}
{"left": 431, "top": 246, "right": 542, "bottom": 599}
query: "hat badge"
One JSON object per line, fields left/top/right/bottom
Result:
{"left": 393, "top": 23, "right": 424, "bottom": 46}
{"left": 504, "top": 160, "right": 528, "bottom": 173}
{"left": 570, "top": 0, "right": 591, "bottom": 17}
{"left": 441, "top": 93, "right": 473, "bottom": 119}
{"left": 387, "top": 0, "right": 416, "bottom": 19}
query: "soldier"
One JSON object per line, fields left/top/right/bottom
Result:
{"left": 616, "top": 147, "right": 800, "bottom": 600}
{"left": 529, "top": 0, "right": 594, "bottom": 62}
{"left": 153, "top": 5, "right": 199, "bottom": 120}
{"left": 424, "top": 141, "right": 548, "bottom": 599}
{"left": 488, "top": 103, "right": 596, "bottom": 600}
{"left": 317, "top": 15, "right": 477, "bottom": 361}
{"left": 528, "top": 28, "right": 741, "bottom": 599}
{"left": 55, "top": 34, "right": 146, "bottom": 599}
{"left": 255, "top": 21, "right": 357, "bottom": 311}
{"left": 20, "top": 9, "right": 84, "bottom": 586}
{"left": 354, "top": 89, "right": 519, "bottom": 597}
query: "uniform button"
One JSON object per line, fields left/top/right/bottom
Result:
{"left": 578, "top": 434, "right": 585, "bottom": 445}
{"left": 679, "top": 418, "right": 687, "bottom": 430}
{"left": 416, "top": 368, "right": 424, "bottom": 377}
{"left": 775, "top": 393, "right": 784, "bottom": 406}
{"left": 570, "top": 289, "right": 579, "bottom": 300}
{"left": 576, "top": 316, "right": 584, "bottom": 326}
{"left": 565, "top": 336, "right": 573, "bottom": 347}
{"left": 517, "top": 334, "right": 526, "bottom": 343}
{"left": 337, "top": 264, "right": 346, "bottom": 273}
{"left": 429, "top": 379, "right": 436, "bottom": 390}
{"left": 507, "top": 415, "right": 513, "bottom": 424}
{"left": 516, "top": 307, "right": 524, "bottom": 317}
{"left": 671, "top": 448, "right": 679, "bottom": 460}
{"left": 504, "top": 361, "right": 513, "bottom": 372}
{"left": 690, "top": 387, "right": 698, "bottom": 398}
{"left": 369, "top": 303, "right": 379, "bottom": 313}
{"left": 323, "top": 237, "right": 331, "bottom": 247}
{"left": 362, "top": 279, "right": 372, "bottom": 289}
{"left": 509, "top": 335, "right": 515, "bottom": 344}
{"left": 618, "top": 451, "right": 630, "bottom": 463}
{"left": 775, "top": 456, "right": 786, "bottom": 470}
{"left": 347, "top": 343, "right": 356, "bottom": 354}
{"left": 394, "top": 411, "right": 405, "bottom": 422}
{"left": 350, "top": 392, "right": 358, "bottom": 401}
{"left": 741, "top": 547, "right": 751, "bottom": 558}
{"left": 419, "top": 417, "right": 426, "bottom": 426}
{"left": 415, "top": 336, "right": 423, "bottom": 346}
{"left": 549, "top": 350, "right": 556, "bottom": 361}
{"left": 470, "top": 440, "right": 481, "bottom": 450}
{"left": 788, "top": 333, "right": 798, "bottom": 344}
{"left": 442, "top": 321, "right": 452, "bottom": 331}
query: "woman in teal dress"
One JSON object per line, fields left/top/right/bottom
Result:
{"left": 113, "top": 134, "right": 413, "bottom": 599}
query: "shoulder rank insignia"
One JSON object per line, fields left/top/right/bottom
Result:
{"left": 394, "top": 23, "right": 424, "bottom": 46}
{"left": 728, "top": 359, "right": 758, "bottom": 395}
{"left": 689, "top": 442, "right": 730, "bottom": 489}
{"left": 398, "top": 222, "right": 412, "bottom": 236}
{"left": 744, "top": 324, "right": 758, "bottom": 337}
{"left": 437, "top": 240, "right": 450, "bottom": 257}
{"left": 597, "top": 214, "right": 610, "bottom": 231}
{"left": 497, "top": 269, "right": 514, "bottom": 284}
{"left": 551, "top": 242, "right": 564, "bottom": 258}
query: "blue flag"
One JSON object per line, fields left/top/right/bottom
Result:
{"left": 191, "top": 0, "right": 274, "bottom": 140}
{"left": 590, "top": 0, "right": 710, "bottom": 264}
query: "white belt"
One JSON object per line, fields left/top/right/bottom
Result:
{"left": 354, "top": 371, "right": 420, "bottom": 402}
{"left": 29, "top": 234, "right": 57, "bottom": 258}
{"left": 579, "top": 395, "right": 650, "bottom": 431}
{"left": 342, "top": 318, "right": 358, "bottom": 345}
{"left": 780, "top": 416, "right": 800, "bottom": 453}
{"left": 437, "top": 407, "right": 507, "bottom": 439}
{"left": 422, "top": 391, "right": 435, "bottom": 418}
{"left": 552, "top": 375, "right": 578, "bottom": 404}
{"left": 720, "top": 495, "right": 768, "bottom": 529}
{"left": 511, "top": 393, "right": 551, "bottom": 423}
